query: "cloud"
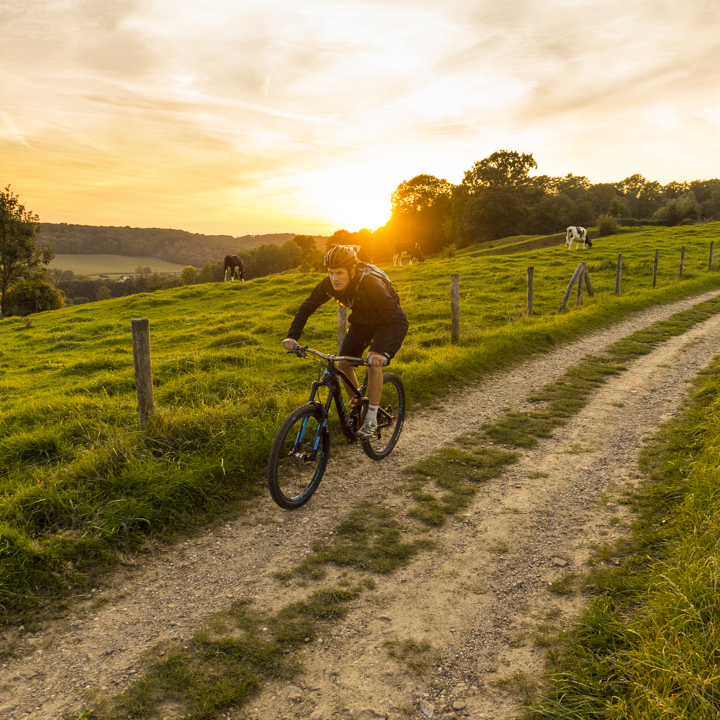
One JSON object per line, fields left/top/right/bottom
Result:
{"left": 4, "top": 0, "right": 720, "bottom": 233}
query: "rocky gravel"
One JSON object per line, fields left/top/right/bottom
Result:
{"left": 3, "top": 288, "right": 720, "bottom": 720}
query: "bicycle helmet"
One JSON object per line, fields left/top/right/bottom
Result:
{"left": 324, "top": 245, "right": 358, "bottom": 270}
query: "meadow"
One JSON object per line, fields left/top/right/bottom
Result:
{"left": 50, "top": 254, "right": 187, "bottom": 277}
{"left": 2, "top": 223, "right": 720, "bottom": 625}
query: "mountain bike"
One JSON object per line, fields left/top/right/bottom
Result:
{"left": 267, "top": 345, "right": 406, "bottom": 509}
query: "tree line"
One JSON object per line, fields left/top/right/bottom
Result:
{"left": 365, "top": 150, "right": 720, "bottom": 260}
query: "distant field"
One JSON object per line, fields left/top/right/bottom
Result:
{"left": 50, "top": 254, "right": 188, "bottom": 277}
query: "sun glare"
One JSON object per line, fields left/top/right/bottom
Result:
{"left": 289, "top": 164, "right": 396, "bottom": 233}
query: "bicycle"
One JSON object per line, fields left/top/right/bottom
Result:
{"left": 267, "top": 345, "right": 406, "bottom": 509}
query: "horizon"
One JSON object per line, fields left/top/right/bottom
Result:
{"left": 4, "top": 0, "right": 720, "bottom": 237}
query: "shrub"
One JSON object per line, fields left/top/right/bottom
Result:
{"left": 439, "top": 243, "right": 457, "bottom": 259}
{"left": 652, "top": 192, "right": 700, "bottom": 226}
{"left": 596, "top": 214, "right": 619, "bottom": 236}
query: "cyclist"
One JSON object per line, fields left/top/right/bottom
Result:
{"left": 282, "top": 245, "right": 409, "bottom": 439}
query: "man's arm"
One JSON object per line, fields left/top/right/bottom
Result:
{"left": 284, "top": 277, "right": 332, "bottom": 344}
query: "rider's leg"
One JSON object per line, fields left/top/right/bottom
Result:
{"left": 365, "top": 364, "right": 383, "bottom": 405}
{"left": 338, "top": 325, "right": 374, "bottom": 399}
{"left": 337, "top": 359, "right": 359, "bottom": 396}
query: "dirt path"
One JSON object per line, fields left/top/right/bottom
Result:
{"left": 4, "top": 289, "right": 720, "bottom": 720}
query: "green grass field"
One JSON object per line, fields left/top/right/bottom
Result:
{"left": 50, "top": 254, "right": 188, "bottom": 277}
{"left": 2, "top": 223, "right": 720, "bottom": 625}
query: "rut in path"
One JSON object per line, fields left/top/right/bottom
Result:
{"left": 3, "top": 288, "right": 720, "bottom": 720}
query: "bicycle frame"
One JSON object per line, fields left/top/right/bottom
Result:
{"left": 293, "top": 347, "right": 368, "bottom": 455}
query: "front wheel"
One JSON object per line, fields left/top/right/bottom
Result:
{"left": 267, "top": 404, "right": 330, "bottom": 509}
{"left": 361, "top": 372, "right": 405, "bottom": 460}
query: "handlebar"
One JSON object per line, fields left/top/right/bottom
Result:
{"left": 290, "top": 345, "right": 369, "bottom": 366}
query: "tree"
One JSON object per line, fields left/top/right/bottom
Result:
{"left": 616, "top": 174, "right": 647, "bottom": 199}
{"left": 388, "top": 174, "right": 453, "bottom": 255}
{"left": 636, "top": 181, "right": 665, "bottom": 218}
{"left": 0, "top": 186, "right": 54, "bottom": 318}
{"left": 556, "top": 174, "right": 590, "bottom": 200}
{"left": 5, "top": 272, "right": 64, "bottom": 315}
{"left": 461, "top": 150, "right": 537, "bottom": 191}
{"left": 652, "top": 192, "right": 700, "bottom": 225}
{"left": 663, "top": 181, "right": 689, "bottom": 200}
{"left": 198, "top": 262, "right": 217, "bottom": 283}
{"left": 293, "top": 235, "right": 320, "bottom": 269}
{"left": 96, "top": 285, "right": 112, "bottom": 301}
{"left": 180, "top": 265, "right": 198, "bottom": 285}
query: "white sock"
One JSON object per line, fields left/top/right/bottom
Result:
{"left": 366, "top": 404, "right": 378, "bottom": 423}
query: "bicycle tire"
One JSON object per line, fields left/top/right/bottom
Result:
{"left": 267, "top": 404, "right": 330, "bottom": 509}
{"left": 361, "top": 372, "right": 405, "bottom": 460}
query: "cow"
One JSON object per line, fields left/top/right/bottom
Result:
{"left": 565, "top": 226, "right": 592, "bottom": 250}
{"left": 393, "top": 241, "right": 425, "bottom": 266}
{"left": 223, "top": 255, "right": 246, "bottom": 281}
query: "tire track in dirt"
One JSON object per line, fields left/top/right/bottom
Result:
{"left": 3, "top": 288, "right": 720, "bottom": 720}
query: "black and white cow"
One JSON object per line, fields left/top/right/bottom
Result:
{"left": 223, "top": 255, "right": 246, "bottom": 281}
{"left": 393, "top": 241, "right": 425, "bottom": 266}
{"left": 565, "top": 226, "right": 592, "bottom": 250}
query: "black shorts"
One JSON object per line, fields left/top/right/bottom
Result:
{"left": 339, "top": 322, "right": 407, "bottom": 365}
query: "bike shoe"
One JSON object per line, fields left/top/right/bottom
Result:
{"left": 355, "top": 419, "right": 377, "bottom": 439}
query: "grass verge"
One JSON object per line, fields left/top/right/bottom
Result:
{"left": 524, "top": 357, "right": 720, "bottom": 718}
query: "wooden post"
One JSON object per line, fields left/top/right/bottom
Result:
{"left": 680, "top": 246, "right": 685, "bottom": 277}
{"left": 526, "top": 266, "right": 534, "bottom": 317}
{"left": 652, "top": 249, "right": 659, "bottom": 288}
{"left": 710, "top": 241, "right": 715, "bottom": 271}
{"left": 131, "top": 318, "right": 155, "bottom": 427}
{"left": 583, "top": 263, "right": 594, "bottom": 298}
{"left": 576, "top": 268, "right": 584, "bottom": 307}
{"left": 615, "top": 254, "right": 623, "bottom": 296}
{"left": 557, "top": 263, "right": 586, "bottom": 313}
{"left": 337, "top": 305, "right": 347, "bottom": 353}
{"left": 451, "top": 273, "right": 460, "bottom": 343}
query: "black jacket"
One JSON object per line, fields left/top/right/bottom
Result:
{"left": 287, "top": 272, "right": 408, "bottom": 343}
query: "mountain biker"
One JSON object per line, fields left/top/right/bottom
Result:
{"left": 282, "top": 245, "right": 409, "bottom": 439}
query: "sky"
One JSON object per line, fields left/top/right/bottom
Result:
{"left": 3, "top": 0, "right": 720, "bottom": 237}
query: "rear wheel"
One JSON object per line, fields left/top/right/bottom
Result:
{"left": 267, "top": 404, "right": 330, "bottom": 509}
{"left": 361, "top": 372, "right": 405, "bottom": 460}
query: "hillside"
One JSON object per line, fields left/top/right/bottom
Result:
{"left": 39, "top": 222, "right": 321, "bottom": 267}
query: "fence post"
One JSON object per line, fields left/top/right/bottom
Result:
{"left": 131, "top": 318, "right": 155, "bottom": 427}
{"left": 583, "top": 263, "right": 594, "bottom": 298}
{"left": 557, "top": 263, "right": 586, "bottom": 313}
{"left": 451, "top": 273, "right": 460, "bottom": 343}
{"left": 337, "top": 305, "right": 347, "bottom": 353}
{"left": 615, "top": 254, "right": 623, "bottom": 296}
{"left": 526, "top": 266, "right": 534, "bottom": 317}
{"left": 652, "top": 249, "right": 659, "bottom": 288}
{"left": 680, "top": 246, "right": 685, "bottom": 277}
{"left": 576, "top": 267, "right": 584, "bottom": 306}
{"left": 710, "top": 241, "right": 715, "bottom": 271}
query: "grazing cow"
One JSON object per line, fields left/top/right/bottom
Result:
{"left": 565, "top": 226, "right": 592, "bottom": 250}
{"left": 223, "top": 255, "right": 246, "bottom": 281}
{"left": 393, "top": 241, "right": 425, "bottom": 266}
